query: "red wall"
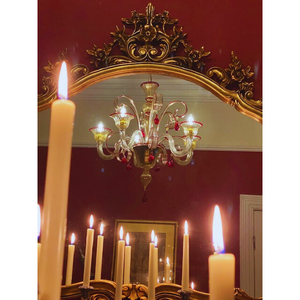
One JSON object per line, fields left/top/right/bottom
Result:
{"left": 38, "top": 146, "right": 262, "bottom": 292}
{"left": 38, "top": 0, "right": 262, "bottom": 99}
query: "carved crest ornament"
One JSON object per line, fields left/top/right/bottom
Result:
{"left": 38, "top": 2, "right": 262, "bottom": 124}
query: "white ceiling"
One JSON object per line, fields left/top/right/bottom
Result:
{"left": 38, "top": 74, "right": 262, "bottom": 151}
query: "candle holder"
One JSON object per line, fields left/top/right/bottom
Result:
{"left": 79, "top": 285, "right": 94, "bottom": 300}
{"left": 178, "top": 289, "right": 192, "bottom": 300}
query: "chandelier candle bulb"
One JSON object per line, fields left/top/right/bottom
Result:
{"left": 124, "top": 233, "right": 131, "bottom": 284}
{"left": 116, "top": 227, "right": 125, "bottom": 300}
{"left": 181, "top": 220, "right": 189, "bottom": 291}
{"left": 154, "top": 236, "right": 158, "bottom": 285}
{"left": 65, "top": 233, "right": 75, "bottom": 285}
{"left": 38, "top": 61, "right": 75, "bottom": 300}
{"left": 83, "top": 215, "right": 94, "bottom": 287}
{"left": 208, "top": 205, "right": 235, "bottom": 300}
{"left": 148, "top": 230, "right": 156, "bottom": 300}
{"left": 95, "top": 223, "right": 104, "bottom": 280}
{"left": 165, "top": 257, "right": 170, "bottom": 283}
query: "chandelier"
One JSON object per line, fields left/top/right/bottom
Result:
{"left": 89, "top": 77, "right": 203, "bottom": 202}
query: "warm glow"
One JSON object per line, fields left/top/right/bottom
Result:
{"left": 187, "top": 114, "right": 194, "bottom": 125}
{"left": 58, "top": 61, "right": 68, "bottom": 99}
{"left": 184, "top": 220, "right": 188, "bottom": 235}
{"left": 212, "top": 205, "right": 224, "bottom": 253}
{"left": 166, "top": 257, "right": 170, "bottom": 265}
{"left": 154, "top": 235, "right": 158, "bottom": 247}
{"left": 89, "top": 215, "right": 94, "bottom": 228}
{"left": 191, "top": 282, "right": 194, "bottom": 290}
{"left": 100, "top": 223, "right": 104, "bottom": 235}
{"left": 120, "top": 106, "right": 126, "bottom": 117}
{"left": 151, "top": 230, "right": 155, "bottom": 243}
{"left": 37, "top": 204, "right": 41, "bottom": 238}
{"left": 71, "top": 233, "right": 75, "bottom": 245}
{"left": 157, "top": 278, "right": 159, "bottom": 284}
{"left": 97, "top": 122, "right": 104, "bottom": 132}
{"left": 120, "top": 226, "right": 124, "bottom": 240}
{"left": 126, "top": 233, "right": 130, "bottom": 245}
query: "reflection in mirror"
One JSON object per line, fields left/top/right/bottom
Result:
{"left": 38, "top": 73, "right": 262, "bottom": 295}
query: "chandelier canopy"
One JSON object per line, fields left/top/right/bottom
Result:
{"left": 89, "top": 77, "right": 203, "bottom": 202}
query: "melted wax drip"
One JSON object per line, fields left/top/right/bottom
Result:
{"left": 142, "top": 191, "right": 147, "bottom": 203}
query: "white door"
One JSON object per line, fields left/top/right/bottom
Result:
{"left": 240, "top": 194, "right": 263, "bottom": 297}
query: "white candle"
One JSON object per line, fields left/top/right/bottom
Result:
{"left": 124, "top": 233, "right": 131, "bottom": 284}
{"left": 65, "top": 233, "right": 75, "bottom": 285}
{"left": 83, "top": 215, "right": 94, "bottom": 287}
{"left": 165, "top": 257, "right": 170, "bottom": 283}
{"left": 115, "top": 227, "right": 125, "bottom": 300}
{"left": 38, "top": 61, "right": 76, "bottom": 300}
{"left": 154, "top": 236, "right": 158, "bottom": 285}
{"left": 148, "top": 230, "right": 155, "bottom": 300}
{"left": 95, "top": 223, "right": 104, "bottom": 280}
{"left": 182, "top": 220, "right": 189, "bottom": 291}
{"left": 209, "top": 205, "right": 235, "bottom": 300}
{"left": 37, "top": 204, "right": 41, "bottom": 266}
{"left": 191, "top": 282, "right": 194, "bottom": 290}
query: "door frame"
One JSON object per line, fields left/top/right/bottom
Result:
{"left": 240, "top": 194, "right": 262, "bottom": 296}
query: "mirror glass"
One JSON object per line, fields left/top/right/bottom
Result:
{"left": 38, "top": 73, "right": 262, "bottom": 292}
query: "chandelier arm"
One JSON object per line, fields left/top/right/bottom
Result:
{"left": 172, "top": 151, "right": 194, "bottom": 166}
{"left": 158, "top": 133, "right": 193, "bottom": 157}
{"left": 96, "top": 142, "right": 120, "bottom": 160}
{"left": 157, "top": 143, "right": 168, "bottom": 165}
{"left": 119, "top": 130, "right": 132, "bottom": 151}
{"left": 157, "top": 101, "right": 188, "bottom": 132}
{"left": 114, "top": 95, "right": 141, "bottom": 130}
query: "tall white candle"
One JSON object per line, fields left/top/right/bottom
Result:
{"left": 182, "top": 220, "right": 189, "bottom": 291}
{"left": 38, "top": 61, "right": 76, "bottom": 300}
{"left": 154, "top": 236, "right": 158, "bottom": 285}
{"left": 115, "top": 227, "right": 125, "bottom": 300}
{"left": 148, "top": 230, "right": 155, "bottom": 300}
{"left": 83, "top": 215, "right": 94, "bottom": 287}
{"left": 124, "top": 233, "right": 131, "bottom": 284}
{"left": 95, "top": 223, "right": 104, "bottom": 280}
{"left": 165, "top": 257, "right": 170, "bottom": 283}
{"left": 209, "top": 205, "right": 235, "bottom": 300}
{"left": 65, "top": 233, "right": 75, "bottom": 285}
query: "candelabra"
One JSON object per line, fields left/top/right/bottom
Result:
{"left": 90, "top": 78, "right": 202, "bottom": 202}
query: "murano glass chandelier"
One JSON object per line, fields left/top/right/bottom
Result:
{"left": 89, "top": 77, "right": 203, "bottom": 202}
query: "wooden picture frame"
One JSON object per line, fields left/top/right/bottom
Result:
{"left": 112, "top": 219, "right": 178, "bottom": 285}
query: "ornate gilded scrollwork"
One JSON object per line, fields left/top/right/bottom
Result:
{"left": 86, "top": 3, "right": 210, "bottom": 70}
{"left": 38, "top": 2, "right": 262, "bottom": 123}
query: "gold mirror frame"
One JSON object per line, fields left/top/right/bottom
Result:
{"left": 38, "top": 3, "right": 262, "bottom": 124}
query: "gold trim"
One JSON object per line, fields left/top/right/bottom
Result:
{"left": 38, "top": 2, "right": 262, "bottom": 124}
{"left": 60, "top": 281, "right": 262, "bottom": 300}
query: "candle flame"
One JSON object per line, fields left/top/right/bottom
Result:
{"left": 120, "top": 106, "right": 126, "bottom": 117}
{"left": 100, "top": 223, "right": 104, "bottom": 235}
{"left": 37, "top": 204, "right": 41, "bottom": 238}
{"left": 97, "top": 122, "right": 104, "bottom": 132}
{"left": 212, "top": 205, "right": 224, "bottom": 253}
{"left": 166, "top": 257, "right": 169, "bottom": 265}
{"left": 155, "top": 235, "right": 158, "bottom": 247}
{"left": 191, "top": 282, "right": 194, "bottom": 290}
{"left": 58, "top": 61, "right": 68, "bottom": 99}
{"left": 120, "top": 226, "right": 124, "bottom": 240}
{"left": 126, "top": 233, "right": 130, "bottom": 245}
{"left": 187, "top": 114, "right": 194, "bottom": 125}
{"left": 184, "top": 220, "right": 188, "bottom": 234}
{"left": 151, "top": 230, "right": 155, "bottom": 243}
{"left": 90, "top": 215, "right": 94, "bottom": 228}
{"left": 71, "top": 233, "right": 75, "bottom": 245}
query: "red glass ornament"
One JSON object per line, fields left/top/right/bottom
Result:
{"left": 126, "top": 163, "right": 132, "bottom": 170}
{"left": 149, "top": 154, "right": 155, "bottom": 162}
{"left": 154, "top": 115, "right": 159, "bottom": 124}
{"left": 121, "top": 157, "right": 127, "bottom": 164}
{"left": 174, "top": 121, "right": 179, "bottom": 131}
{"left": 168, "top": 160, "right": 174, "bottom": 168}
{"left": 142, "top": 130, "right": 145, "bottom": 138}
